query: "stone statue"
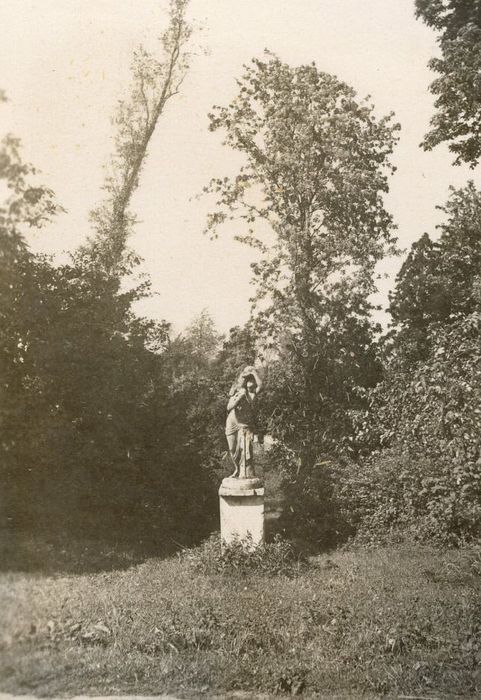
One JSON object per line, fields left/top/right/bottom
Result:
{"left": 225, "top": 366, "right": 263, "bottom": 479}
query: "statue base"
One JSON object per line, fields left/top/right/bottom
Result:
{"left": 218, "top": 477, "right": 264, "bottom": 549}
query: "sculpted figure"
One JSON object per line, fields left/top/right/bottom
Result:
{"left": 225, "top": 366, "right": 263, "bottom": 478}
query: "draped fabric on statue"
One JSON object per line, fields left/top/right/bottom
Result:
{"left": 233, "top": 427, "right": 255, "bottom": 478}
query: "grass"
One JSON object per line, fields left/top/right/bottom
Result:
{"left": 1, "top": 530, "right": 481, "bottom": 698}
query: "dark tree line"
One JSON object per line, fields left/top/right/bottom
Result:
{"left": 0, "top": 1, "right": 219, "bottom": 548}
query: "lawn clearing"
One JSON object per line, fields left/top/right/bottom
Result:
{"left": 1, "top": 532, "right": 481, "bottom": 698}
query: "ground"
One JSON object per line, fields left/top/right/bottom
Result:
{"left": 1, "top": 530, "right": 481, "bottom": 698}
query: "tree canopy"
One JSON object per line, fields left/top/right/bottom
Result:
{"left": 388, "top": 181, "right": 481, "bottom": 361}
{"left": 416, "top": 0, "right": 481, "bottom": 166}
{"left": 205, "top": 54, "right": 399, "bottom": 466}
{"left": 351, "top": 182, "right": 481, "bottom": 543}
{"left": 206, "top": 54, "right": 399, "bottom": 320}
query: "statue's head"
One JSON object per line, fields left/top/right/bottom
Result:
{"left": 243, "top": 374, "right": 257, "bottom": 392}
{"left": 229, "top": 365, "right": 260, "bottom": 396}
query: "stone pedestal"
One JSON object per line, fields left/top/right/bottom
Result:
{"left": 219, "top": 477, "right": 265, "bottom": 548}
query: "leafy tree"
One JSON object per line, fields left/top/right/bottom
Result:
{"left": 415, "top": 0, "right": 481, "bottom": 166}
{"left": 0, "top": 91, "right": 62, "bottom": 275}
{"left": 388, "top": 182, "right": 481, "bottom": 361}
{"left": 363, "top": 183, "right": 481, "bottom": 454}
{"left": 80, "top": 0, "right": 192, "bottom": 274}
{"left": 214, "top": 325, "right": 257, "bottom": 385}
{"left": 0, "top": 96, "right": 64, "bottom": 529}
{"left": 1, "top": 228, "right": 217, "bottom": 543}
{"left": 204, "top": 54, "right": 399, "bottom": 472}
{"left": 351, "top": 184, "right": 481, "bottom": 544}
{"left": 351, "top": 313, "right": 481, "bottom": 544}
{"left": 184, "top": 308, "right": 222, "bottom": 362}
{"left": 0, "top": 3, "right": 219, "bottom": 546}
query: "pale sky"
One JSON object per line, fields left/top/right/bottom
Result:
{"left": 0, "top": 0, "right": 476, "bottom": 333}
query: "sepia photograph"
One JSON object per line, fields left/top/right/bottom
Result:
{"left": 1, "top": 1, "right": 481, "bottom": 697}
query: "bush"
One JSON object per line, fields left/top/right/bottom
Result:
{"left": 181, "top": 533, "right": 309, "bottom": 577}
{"left": 261, "top": 443, "right": 354, "bottom": 551}
{"left": 336, "top": 449, "right": 481, "bottom": 546}
{"left": 265, "top": 438, "right": 481, "bottom": 548}
{"left": 357, "top": 313, "right": 481, "bottom": 461}
{"left": 347, "top": 312, "right": 481, "bottom": 546}
{"left": 0, "top": 254, "right": 218, "bottom": 546}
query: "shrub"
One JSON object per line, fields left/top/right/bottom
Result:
{"left": 347, "top": 312, "right": 481, "bottom": 546}
{"left": 181, "top": 533, "right": 308, "bottom": 577}
{"left": 335, "top": 449, "right": 481, "bottom": 546}
{"left": 262, "top": 442, "right": 354, "bottom": 551}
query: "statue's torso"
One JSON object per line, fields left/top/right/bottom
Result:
{"left": 225, "top": 393, "right": 256, "bottom": 435}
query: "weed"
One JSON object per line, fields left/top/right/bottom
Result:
{"left": 181, "top": 533, "right": 309, "bottom": 577}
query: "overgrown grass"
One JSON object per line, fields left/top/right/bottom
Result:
{"left": 1, "top": 531, "right": 481, "bottom": 697}
{"left": 182, "top": 534, "right": 308, "bottom": 577}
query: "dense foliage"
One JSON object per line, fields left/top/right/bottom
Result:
{"left": 1, "top": 250, "right": 218, "bottom": 543}
{"left": 416, "top": 0, "right": 481, "bottom": 166}
{"left": 348, "top": 184, "right": 481, "bottom": 545}
{"left": 1, "top": 1, "right": 220, "bottom": 547}
{"left": 348, "top": 324, "right": 481, "bottom": 544}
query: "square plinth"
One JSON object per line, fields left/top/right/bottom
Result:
{"left": 219, "top": 485, "right": 264, "bottom": 547}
